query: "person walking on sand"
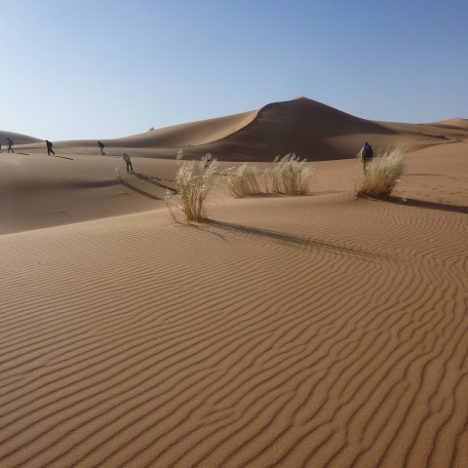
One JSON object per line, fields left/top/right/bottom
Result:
{"left": 46, "top": 139, "right": 55, "bottom": 156}
{"left": 6, "top": 137, "right": 14, "bottom": 153}
{"left": 122, "top": 153, "right": 133, "bottom": 172}
{"left": 204, "top": 153, "right": 213, "bottom": 169}
{"left": 360, "top": 141, "right": 374, "bottom": 174}
{"left": 98, "top": 140, "right": 105, "bottom": 155}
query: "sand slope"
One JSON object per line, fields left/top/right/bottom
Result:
{"left": 13, "top": 98, "right": 468, "bottom": 161}
{"left": 0, "top": 192, "right": 467, "bottom": 467}
{"left": 0, "top": 130, "right": 42, "bottom": 146}
{"left": 1, "top": 139, "right": 466, "bottom": 234}
{"left": 0, "top": 152, "right": 172, "bottom": 234}
{"left": 1, "top": 100, "right": 467, "bottom": 466}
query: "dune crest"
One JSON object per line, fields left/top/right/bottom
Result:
{"left": 0, "top": 130, "right": 42, "bottom": 145}
{"left": 11, "top": 97, "right": 468, "bottom": 162}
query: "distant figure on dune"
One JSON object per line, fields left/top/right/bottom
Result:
{"left": 360, "top": 141, "right": 374, "bottom": 174}
{"left": 6, "top": 137, "right": 14, "bottom": 153}
{"left": 46, "top": 139, "right": 55, "bottom": 156}
{"left": 122, "top": 153, "right": 133, "bottom": 172}
{"left": 204, "top": 153, "right": 213, "bottom": 169}
{"left": 98, "top": 140, "right": 105, "bottom": 155}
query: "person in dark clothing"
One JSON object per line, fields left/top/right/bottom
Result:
{"left": 98, "top": 140, "right": 105, "bottom": 155}
{"left": 204, "top": 153, "right": 213, "bottom": 169}
{"left": 360, "top": 141, "right": 374, "bottom": 174}
{"left": 122, "top": 153, "right": 133, "bottom": 172}
{"left": 6, "top": 138, "right": 14, "bottom": 153}
{"left": 46, "top": 139, "right": 55, "bottom": 156}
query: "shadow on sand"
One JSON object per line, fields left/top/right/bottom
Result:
{"left": 120, "top": 179, "right": 162, "bottom": 200}
{"left": 205, "top": 219, "right": 395, "bottom": 261}
{"left": 133, "top": 171, "right": 177, "bottom": 193}
{"left": 359, "top": 194, "right": 468, "bottom": 214}
{"left": 54, "top": 155, "right": 74, "bottom": 161}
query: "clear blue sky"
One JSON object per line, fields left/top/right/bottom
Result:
{"left": 2, "top": 0, "right": 467, "bottom": 140}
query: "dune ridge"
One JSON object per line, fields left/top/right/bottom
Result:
{"left": 12, "top": 97, "right": 468, "bottom": 161}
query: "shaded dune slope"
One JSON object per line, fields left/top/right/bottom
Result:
{"left": 0, "top": 196, "right": 467, "bottom": 467}
{"left": 193, "top": 98, "right": 468, "bottom": 161}
{"left": 191, "top": 98, "right": 396, "bottom": 161}
{"left": 15, "top": 98, "right": 468, "bottom": 161}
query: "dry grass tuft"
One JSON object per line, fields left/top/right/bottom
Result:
{"left": 264, "top": 153, "right": 314, "bottom": 195}
{"left": 166, "top": 152, "right": 217, "bottom": 222}
{"left": 227, "top": 154, "right": 314, "bottom": 198}
{"left": 227, "top": 164, "right": 262, "bottom": 198}
{"left": 358, "top": 148, "right": 404, "bottom": 197}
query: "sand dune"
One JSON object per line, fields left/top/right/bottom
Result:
{"left": 0, "top": 153, "right": 171, "bottom": 234}
{"left": 0, "top": 191, "right": 467, "bottom": 467}
{"left": 1, "top": 139, "right": 466, "bottom": 234}
{"left": 0, "top": 130, "right": 42, "bottom": 146}
{"left": 1, "top": 99, "right": 467, "bottom": 466}
{"left": 12, "top": 97, "right": 468, "bottom": 161}
{"left": 431, "top": 117, "right": 468, "bottom": 130}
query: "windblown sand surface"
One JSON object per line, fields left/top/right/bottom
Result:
{"left": 1, "top": 191, "right": 467, "bottom": 467}
{"left": 1, "top": 101, "right": 467, "bottom": 466}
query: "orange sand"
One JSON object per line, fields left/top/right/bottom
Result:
{"left": 0, "top": 100, "right": 467, "bottom": 467}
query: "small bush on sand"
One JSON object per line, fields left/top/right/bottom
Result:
{"left": 166, "top": 153, "right": 217, "bottom": 222}
{"left": 227, "top": 164, "right": 262, "bottom": 198}
{"left": 264, "top": 153, "right": 314, "bottom": 195}
{"left": 358, "top": 148, "right": 404, "bottom": 197}
{"left": 227, "top": 154, "right": 314, "bottom": 198}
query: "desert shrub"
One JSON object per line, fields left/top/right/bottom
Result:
{"left": 264, "top": 153, "right": 314, "bottom": 195}
{"left": 358, "top": 148, "right": 404, "bottom": 197}
{"left": 227, "top": 164, "right": 262, "bottom": 198}
{"left": 166, "top": 153, "right": 217, "bottom": 222}
{"left": 227, "top": 154, "right": 314, "bottom": 198}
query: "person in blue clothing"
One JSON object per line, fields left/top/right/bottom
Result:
{"left": 46, "top": 139, "right": 55, "bottom": 156}
{"left": 360, "top": 141, "right": 374, "bottom": 174}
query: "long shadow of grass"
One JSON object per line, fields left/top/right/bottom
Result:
{"left": 359, "top": 194, "right": 468, "bottom": 214}
{"left": 206, "top": 219, "right": 396, "bottom": 261}
{"left": 386, "top": 195, "right": 468, "bottom": 214}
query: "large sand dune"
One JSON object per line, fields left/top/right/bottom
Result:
{"left": 1, "top": 102, "right": 467, "bottom": 466}
{"left": 14, "top": 97, "right": 468, "bottom": 161}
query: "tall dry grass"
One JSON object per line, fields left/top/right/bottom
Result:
{"left": 166, "top": 152, "right": 217, "bottom": 222}
{"left": 358, "top": 148, "right": 404, "bottom": 197}
{"left": 268, "top": 153, "right": 314, "bottom": 194}
{"left": 227, "top": 164, "right": 262, "bottom": 198}
{"left": 227, "top": 153, "right": 314, "bottom": 198}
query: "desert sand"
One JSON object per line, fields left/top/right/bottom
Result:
{"left": 0, "top": 99, "right": 467, "bottom": 467}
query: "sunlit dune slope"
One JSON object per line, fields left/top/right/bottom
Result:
{"left": 0, "top": 130, "right": 42, "bottom": 145}
{"left": 14, "top": 98, "right": 468, "bottom": 161}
